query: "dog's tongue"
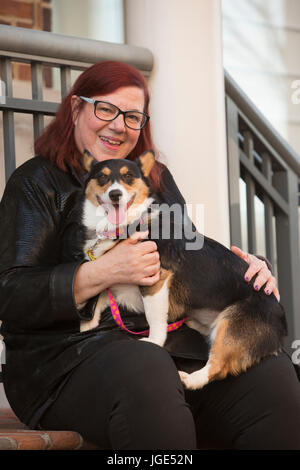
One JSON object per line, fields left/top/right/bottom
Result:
{"left": 106, "top": 205, "right": 127, "bottom": 225}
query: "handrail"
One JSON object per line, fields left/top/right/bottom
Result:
{"left": 225, "top": 71, "right": 300, "bottom": 349}
{"left": 225, "top": 70, "right": 300, "bottom": 178}
{"left": 0, "top": 25, "right": 153, "bottom": 73}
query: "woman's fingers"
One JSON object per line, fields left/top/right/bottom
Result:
{"left": 244, "top": 258, "right": 269, "bottom": 284}
{"left": 127, "top": 230, "right": 149, "bottom": 244}
{"left": 121, "top": 232, "right": 160, "bottom": 284}
{"left": 231, "top": 246, "right": 280, "bottom": 302}
{"left": 139, "top": 269, "right": 161, "bottom": 286}
{"left": 230, "top": 245, "right": 250, "bottom": 263}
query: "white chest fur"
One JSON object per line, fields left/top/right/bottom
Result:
{"left": 80, "top": 283, "right": 144, "bottom": 332}
{"left": 81, "top": 237, "right": 145, "bottom": 332}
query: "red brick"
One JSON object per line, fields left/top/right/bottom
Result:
{"left": 0, "top": 0, "right": 33, "bottom": 20}
{"left": 17, "top": 64, "right": 32, "bottom": 82}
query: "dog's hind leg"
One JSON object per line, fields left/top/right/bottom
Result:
{"left": 179, "top": 307, "right": 255, "bottom": 390}
{"left": 140, "top": 269, "right": 173, "bottom": 347}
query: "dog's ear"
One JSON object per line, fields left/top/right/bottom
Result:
{"left": 138, "top": 150, "right": 155, "bottom": 178}
{"left": 83, "top": 149, "right": 98, "bottom": 172}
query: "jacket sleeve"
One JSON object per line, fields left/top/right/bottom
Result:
{"left": 0, "top": 166, "right": 84, "bottom": 332}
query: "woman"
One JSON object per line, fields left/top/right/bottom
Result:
{"left": 0, "top": 61, "right": 299, "bottom": 450}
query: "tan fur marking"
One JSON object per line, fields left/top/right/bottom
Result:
{"left": 85, "top": 179, "right": 111, "bottom": 206}
{"left": 167, "top": 274, "right": 190, "bottom": 322}
{"left": 120, "top": 166, "right": 129, "bottom": 175}
{"left": 206, "top": 303, "right": 282, "bottom": 385}
{"left": 130, "top": 179, "right": 150, "bottom": 206}
{"left": 141, "top": 269, "right": 173, "bottom": 297}
{"left": 83, "top": 150, "right": 94, "bottom": 172}
{"left": 139, "top": 151, "right": 155, "bottom": 177}
{"left": 141, "top": 267, "right": 188, "bottom": 322}
{"left": 207, "top": 311, "right": 254, "bottom": 382}
{"left": 102, "top": 167, "right": 111, "bottom": 175}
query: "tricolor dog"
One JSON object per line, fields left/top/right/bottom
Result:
{"left": 79, "top": 149, "right": 287, "bottom": 390}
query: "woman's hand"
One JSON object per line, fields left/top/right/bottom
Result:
{"left": 103, "top": 230, "right": 161, "bottom": 286}
{"left": 74, "top": 231, "right": 160, "bottom": 306}
{"left": 230, "top": 245, "right": 280, "bottom": 302}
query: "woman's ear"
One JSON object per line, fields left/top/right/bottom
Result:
{"left": 71, "top": 95, "right": 81, "bottom": 125}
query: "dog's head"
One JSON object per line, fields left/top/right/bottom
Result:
{"left": 82, "top": 149, "right": 156, "bottom": 236}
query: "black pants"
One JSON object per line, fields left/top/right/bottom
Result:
{"left": 39, "top": 340, "right": 300, "bottom": 450}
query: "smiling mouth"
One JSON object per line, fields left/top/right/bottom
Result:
{"left": 99, "top": 136, "right": 122, "bottom": 147}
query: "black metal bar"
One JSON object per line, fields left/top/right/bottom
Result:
{"left": 245, "top": 173, "right": 256, "bottom": 254}
{"left": 0, "top": 97, "right": 58, "bottom": 115}
{"left": 262, "top": 153, "right": 276, "bottom": 269}
{"left": 239, "top": 149, "right": 289, "bottom": 215}
{"left": 263, "top": 194, "right": 275, "bottom": 270}
{"left": 60, "top": 66, "right": 71, "bottom": 99}
{"left": 31, "top": 62, "right": 44, "bottom": 141}
{"left": 0, "top": 57, "right": 16, "bottom": 181}
{"left": 225, "top": 96, "right": 242, "bottom": 248}
{"left": 0, "top": 49, "right": 91, "bottom": 70}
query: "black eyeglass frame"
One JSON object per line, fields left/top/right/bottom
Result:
{"left": 79, "top": 96, "right": 150, "bottom": 130}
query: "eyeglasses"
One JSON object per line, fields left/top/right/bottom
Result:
{"left": 79, "top": 96, "right": 150, "bottom": 130}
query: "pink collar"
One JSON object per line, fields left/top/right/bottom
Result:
{"left": 100, "top": 226, "right": 125, "bottom": 239}
{"left": 99, "top": 215, "right": 146, "bottom": 240}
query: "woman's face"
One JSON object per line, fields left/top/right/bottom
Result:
{"left": 72, "top": 86, "right": 145, "bottom": 162}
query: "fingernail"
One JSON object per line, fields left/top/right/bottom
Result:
{"left": 254, "top": 285, "right": 259, "bottom": 290}
{"left": 245, "top": 276, "right": 249, "bottom": 281}
{"left": 265, "top": 289, "right": 270, "bottom": 295}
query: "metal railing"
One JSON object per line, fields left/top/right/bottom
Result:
{"left": 0, "top": 25, "right": 153, "bottom": 182}
{"left": 225, "top": 71, "right": 300, "bottom": 348}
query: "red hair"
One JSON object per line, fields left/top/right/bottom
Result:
{"left": 35, "top": 61, "right": 162, "bottom": 190}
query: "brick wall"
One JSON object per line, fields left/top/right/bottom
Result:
{"left": 0, "top": 0, "right": 52, "bottom": 85}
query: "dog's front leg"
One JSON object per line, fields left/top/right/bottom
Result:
{"left": 140, "top": 273, "right": 171, "bottom": 347}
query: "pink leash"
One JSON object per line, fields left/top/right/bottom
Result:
{"left": 87, "top": 246, "right": 187, "bottom": 335}
{"left": 107, "top": 288, "right": 186, "bottom": 336}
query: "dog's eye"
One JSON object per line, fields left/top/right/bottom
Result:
{"left": 122, "top": 173, "right": 134, "bottom": 183}
{"left": 97, "top": 174, "right": 109, "bottom": 185}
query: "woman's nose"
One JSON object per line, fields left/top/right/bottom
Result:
{"left": 108, "top": 114, "right": 126, "bottom": 133}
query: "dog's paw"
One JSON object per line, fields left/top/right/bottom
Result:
{"left": 178, "top": 370, "right": 190, "bottom": 386}
{"left": 139, "top": 337, "right": 164, "bottom": 347}
{"left": 140, "top": 337, "right": 154, "bottom": 343}
{"left": 178, "top": 370, "right": 209, "bottom": 390}
{"left": 178, "top": 370, "right": 197, "bottom": 390}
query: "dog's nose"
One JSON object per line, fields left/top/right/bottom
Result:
{"left": 109, "top": 189, "right": 122, "bottom": 203}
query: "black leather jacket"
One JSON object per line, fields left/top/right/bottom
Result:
{"left": 0, "top": 156, "right": 209, "bottom": 428}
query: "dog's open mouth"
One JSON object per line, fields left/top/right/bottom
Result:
{"left": 96, "top": 194, "right": 136, "bottom": 225}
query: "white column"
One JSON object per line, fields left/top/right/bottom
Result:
{"left": 124, "top": 0, "right": 230, "bottom": 245}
